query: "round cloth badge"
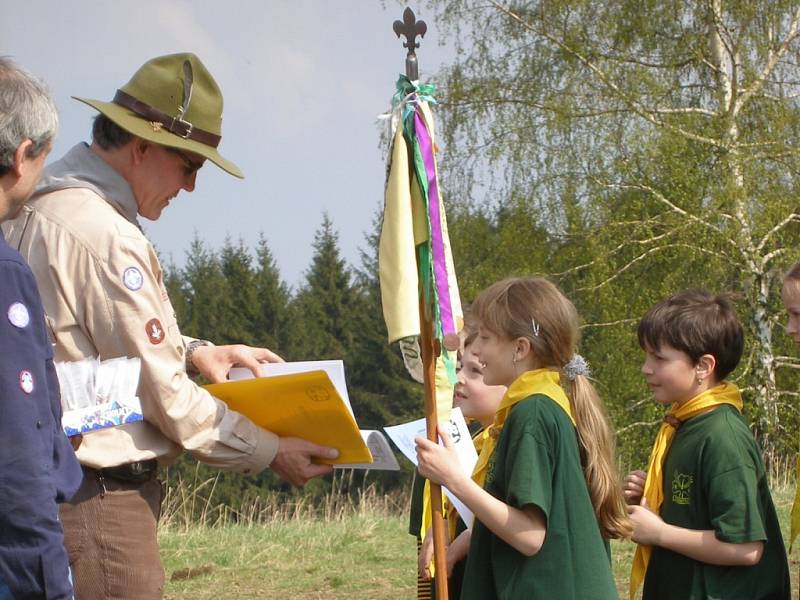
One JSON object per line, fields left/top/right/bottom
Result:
{"left": 7, "top": 302, "right": 30, "bottom": 328}
{"left": 19, "top": 370, "right": 34, "bottom": 394}
{"left": 123, "top": 267, "right": 144, "bottom": 291}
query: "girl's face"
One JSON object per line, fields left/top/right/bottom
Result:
{"left": 470, "top": 326, "right": 519, "bottom": 387}
{"left": 782, "top": 280, "right": 800, "bottom": 346}
{"left": 454, "top": 345, "right": 507, "bottom": 427}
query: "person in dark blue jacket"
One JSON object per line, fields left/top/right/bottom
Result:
{"left": 0, "top": 57, "right": 82, "bottom": 599}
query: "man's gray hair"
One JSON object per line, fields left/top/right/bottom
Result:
{"left": 0, "top": 57, "right": 58, "bottom": 176}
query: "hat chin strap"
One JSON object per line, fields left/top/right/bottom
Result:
{"left": 111, "top": 89, "right": 221, "bottom": 149}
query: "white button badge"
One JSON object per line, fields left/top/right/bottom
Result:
{"left": 123, "top": 267, "right": 144, "bottom": 291}
{"left": 7, "top": 302, "right": 30, "bottom": 328}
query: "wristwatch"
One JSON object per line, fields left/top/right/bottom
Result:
{"left": 185, "top": 339, "right": 211, "bottom": 376}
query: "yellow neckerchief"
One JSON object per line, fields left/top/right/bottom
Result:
{"left": 476, "top": 368, "right": 575, "bottom": 489}
{"left": 420, "top": 368, "right": 574, "bottom": 575}
{"left": 790, "top": 460, "right": 800, "bottom": 551}
{"left": 629, "top": 382, "right": 743, "bottom": 600}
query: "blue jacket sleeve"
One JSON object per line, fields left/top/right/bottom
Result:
{"left": 0, "top": 255, "right": 81, "bottom": 516}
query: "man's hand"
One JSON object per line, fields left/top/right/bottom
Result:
{"left": 623, "top": 469, "right": 647, "bottom": 505}
{"left": 270, "top": 437, "right": 339, "bottom": 486}
{"left": 191, "top": 344, "right": 282, "bottom": 383}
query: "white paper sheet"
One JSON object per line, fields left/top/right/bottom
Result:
{"left": 384, "top": 407, "right": 477, "bottom": 528}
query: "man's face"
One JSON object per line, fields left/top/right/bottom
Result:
{"left": 7, "top": 141, "right": 51, "bottom": 219}
{"left": 130, "top": 143, "right": 204, "bottom": 221}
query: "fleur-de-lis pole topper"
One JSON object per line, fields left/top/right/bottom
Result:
{"left": 393, "top": 7, "right": 427, "bottom": 80}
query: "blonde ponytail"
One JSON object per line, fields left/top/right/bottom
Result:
{"left": 472, "top": 277, "right": 632, "bottom": 539}
{"left": 569, "top": 374, "right": 632, "bottom": 539}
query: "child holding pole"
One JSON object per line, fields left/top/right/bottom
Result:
{"left": 416, "top": 277, "right": 629, "bottom": 599}
{"left": 418, "top": 325, "right": 507, "bottom": 597}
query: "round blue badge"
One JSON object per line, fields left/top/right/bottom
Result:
{"left": 123, "top": 267, "right": 144, "bottom": 291}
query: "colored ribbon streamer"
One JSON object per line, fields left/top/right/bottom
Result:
{"left": 414, "top": 110, "right": 456, "bottom": 342}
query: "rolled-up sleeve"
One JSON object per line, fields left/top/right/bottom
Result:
{"left": 82, "top": 232, "right": 278, "bottom": 474}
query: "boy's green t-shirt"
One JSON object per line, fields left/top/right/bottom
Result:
{"left": 460, "top": 394, "right": 618, "bottom": 600}
{"left": 642, "top": 405, "right": 790, "bottom": 600}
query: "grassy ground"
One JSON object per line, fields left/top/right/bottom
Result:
{"left": 161, "top": 515, "right": 415, "bottom": 599}
{"left": 160, "top": 485, "right": 799, "bottom": 599}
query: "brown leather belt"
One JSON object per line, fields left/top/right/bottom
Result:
{"left": 87, "top": 459, "right": 158, "bottom": 484}
{"left": 113, "top": 89, "right": 221, "bottom": 148}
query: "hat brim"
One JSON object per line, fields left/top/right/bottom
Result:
{"left": 73, "top": 96, "right": 244, "bottom": 179}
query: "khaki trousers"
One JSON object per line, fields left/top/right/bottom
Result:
{"left": 60, "top": 468, "right": 164, "bottom": 599}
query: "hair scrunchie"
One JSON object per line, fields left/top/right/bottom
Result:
{"left": 564, "top": 354, "right": 591, "bottom": 381}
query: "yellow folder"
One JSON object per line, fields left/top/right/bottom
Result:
{"left": 204, "top": 370, "right": 373, "bottom": 465}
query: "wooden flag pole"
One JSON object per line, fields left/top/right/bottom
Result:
{"left": 419, "top": 294, "right": 449, "bottom": 600}
{"left": 393, "top": 8, "right": 449, "bottom": 599}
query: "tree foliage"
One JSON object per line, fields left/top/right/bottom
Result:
{"left": 427, "top": 0, "right": 800, "bottom": 461}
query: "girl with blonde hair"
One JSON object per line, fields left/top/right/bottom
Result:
{"left": 416, "top": 277, "right": 630, "bottom": 599}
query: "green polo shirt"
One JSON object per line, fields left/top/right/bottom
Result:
{"left": 642, "top": 405, "right": 790, "bottom": 600}
{"left": 460, "top": 394, "right": 618, "bottom": 600}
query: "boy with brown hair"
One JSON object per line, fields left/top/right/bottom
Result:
{"left": 625, "top": 289, "right": 789, "bottom": 599}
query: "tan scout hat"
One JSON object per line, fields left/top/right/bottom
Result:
{"left": 74, "top": 52, "right": 243, "bottom": 178}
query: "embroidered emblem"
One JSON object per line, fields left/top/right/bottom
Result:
{"left": 7, "top": 302, "right": 30, "bottom": 328}
{"left": 149, "top": 121, "right": 163, "bottom": 132}
{"left": 145, "top": 318, "right": 165, "bottom": 345}
{"left": 123, "top": 267, "right": 144, "bottom": 291}
{"left": 19, "top": 370, "right": 34, "bottom": 394}
{"left": 671, "top": 471, "right": 694, "bottom": 505}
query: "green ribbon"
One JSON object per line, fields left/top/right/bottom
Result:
{"left": 393, "top": 75, "right": 437, "bottom": 122}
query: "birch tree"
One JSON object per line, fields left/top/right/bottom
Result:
{"left": 430, "top": 0, "right": 800, "bottom": 457}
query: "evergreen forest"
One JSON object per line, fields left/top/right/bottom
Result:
{"left": 164, "top": 1, "right": 800, "bottom": 510}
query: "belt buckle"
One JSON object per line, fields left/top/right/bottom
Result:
{"left": 170, "top": 116, "right": 194, "bottom": 139}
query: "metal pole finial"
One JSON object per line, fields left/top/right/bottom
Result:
{"left": 393, "top": 7, "right": 427, "bottom": 80}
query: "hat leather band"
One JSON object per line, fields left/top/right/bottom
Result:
{"left": 112, "top": 89, "right": 221, "bottom": 148}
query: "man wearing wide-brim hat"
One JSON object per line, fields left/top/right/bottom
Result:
{"left": 3, "top": 53, "right": 338, "bottom": 598}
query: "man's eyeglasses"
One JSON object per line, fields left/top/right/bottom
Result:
{"left": 165, "top": 147, "right": 204, "bottom": 176}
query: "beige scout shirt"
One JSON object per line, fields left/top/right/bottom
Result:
{"left": 2, "top": 144, "right": 278, "bottom": 473}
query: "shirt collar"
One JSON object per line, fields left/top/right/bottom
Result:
{"left": 35, "top": 142, "right": 140, "bottom": 227}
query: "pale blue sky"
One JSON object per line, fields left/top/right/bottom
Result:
{"left": 1, "top": 1, "right": 453, "bottom": 287}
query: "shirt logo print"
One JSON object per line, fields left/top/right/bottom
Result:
{"left": 671, "top": 471, "right": 694, "bottom": 505}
